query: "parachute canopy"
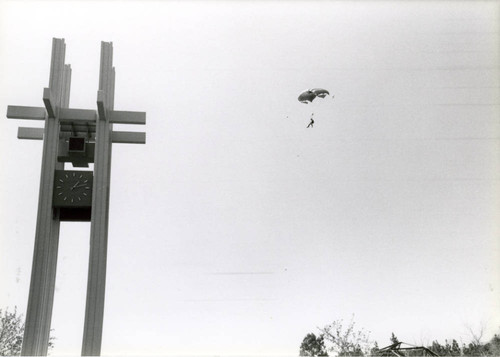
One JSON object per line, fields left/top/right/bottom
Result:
{"left": 298, "top": 88, "right": 330, "bottom": 104}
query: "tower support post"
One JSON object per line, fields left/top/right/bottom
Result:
{"left": 7, "top": 38, "right": 146, "bottom": 356}
{"left": 82, "top": 41, "right": 115, "bottom": 356}
{"left": 21, "top": 38, "right": 70, "bottom": 356}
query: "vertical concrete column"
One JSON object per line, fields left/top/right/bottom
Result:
{"left": 82, "top": 41, "right": 115, "bottom": 356}
{"left": 22, "top": 38, "right": 70, "bottom": 356}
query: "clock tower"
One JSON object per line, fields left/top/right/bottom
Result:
{"left": 6, "top": 38, "right": 146, "bottom": 356}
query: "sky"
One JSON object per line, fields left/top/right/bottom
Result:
{"left": 0, "top": 0, "right": 499, "bottom": 355}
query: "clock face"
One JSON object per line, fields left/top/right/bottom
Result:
{"left": 53, "top": 170, "right": 93, "bottom": 207}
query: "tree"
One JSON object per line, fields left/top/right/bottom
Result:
{"left": 430, "top": 340, "right": 447, "bottom": 356}
{"left": 486, "top": 334, "right": 500, "bottom": 356}
{"left": 460, "top": 321, "right": 493, "bottom": 356}
{"left": 300, "top": 333, "right": 329, "bottom": 356}
{"left": 465, "top": 322, "right": 486, "bottom": 347}
{"left": 0, "top": 307, "right": 23, "bottom": 356}
{"left": 0, "top": 307, "right": 54, "bottom": 356}
{"left": 318, "top": 316, "right": 373, "bottom": 356}
{"left": 449, "top": 339, "right": 462, "bottom": 356}
{"left": 370, "top": 341, "right": 380, "bottom": 356}
{"left": 389, "top": 332, "right": 399, "bottom": 345}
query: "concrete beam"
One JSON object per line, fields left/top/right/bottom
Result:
{"left": 7, "top": 106, "right": 46, "bottom": 120}
{"left": 18, "top": 127, "right": 44, "bottom": 140}
{"left": 21, "top": 37, "right": 67, "bottom": 356}
{"left": 43, "top": 88, "right": 56, "bottom": 118}
{"left": 59, "top": 108, "right": 97, "bottom": 123}
{"left": 96, "top": 90, "right": 107, "bottom": 121}
{"left": 109, "top": 110, "right": 146, "bottom": 125}
{"left": 82, "top": 40, "right": 114, "bottom": 357}
{"left": 111, "top": 131, "right": 146, "bottom": 144}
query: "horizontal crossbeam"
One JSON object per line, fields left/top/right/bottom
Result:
{"left": 17, "top": 127, "right": 145, "bottom": 144}
{"left": 111, "top": 131, "right": 146, "bottom": 144}
{"left": 8, "top": 106, "right": 144, "bottom": 126}
{"left": 59, "top": 132, "right": 95, "bottom": 140}
{"left": 61, "top": 124, "right": 93, "bottom": 132}
{"left": 18, "top": 127, "right": 44, "bottom": 140}
{"left": 59, "top": 108, "right": 97, "bottom": 123}
{"left": 109, "top": 110, "right": 146, "bottom": 125}
{"left": 7, "top": 106, "right": 46, "bottom": 120}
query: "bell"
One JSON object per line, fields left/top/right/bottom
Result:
{"left": 68, "top": 136, "right": 86, "bottom": 152}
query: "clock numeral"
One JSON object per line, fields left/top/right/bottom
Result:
{"left": 58, "top": 192, "right": 63, "bottom": 196}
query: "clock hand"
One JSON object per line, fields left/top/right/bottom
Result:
{"left": 70, "top": 181, "right": 80, "bottom": 190}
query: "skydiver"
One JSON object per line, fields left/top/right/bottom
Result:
{"left": 307, "top": 114, "right": 314, "bottom": 128}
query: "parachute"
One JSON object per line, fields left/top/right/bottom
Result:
{"left": 298, "top": 88, "right": 330, "bottom": 104}
{"left": 296, "top": 88, "right": 333, "bottom": 127}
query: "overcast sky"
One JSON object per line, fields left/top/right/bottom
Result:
{"left": 1, "top": 1, "right": 499, "bottom": 355}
